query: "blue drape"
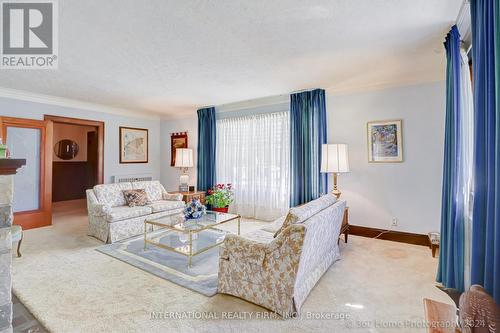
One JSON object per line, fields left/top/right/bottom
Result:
{"left": 470, "top": 0, "right": 500, "bottom": 304}
{"left": 196, "top": 107, "right": 216, "bottom": 192}
{"left": 436, "top": 25, "right": 465, "bottom": 292}
{"left": 290, "top": 89, "right": 328, "bottom": 207}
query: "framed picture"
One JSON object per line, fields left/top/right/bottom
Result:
{"left": 171, "top": 132, "right": 188, "bottom": 166}
{"left": 367, "top": 120, "right": 403, "bottom": 163}
{"left": 119, "top": 127, "right": 148, "bottom": 163}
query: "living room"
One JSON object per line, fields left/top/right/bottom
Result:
{"left": 0, "top": 1, "right": 499, "bottom": 332}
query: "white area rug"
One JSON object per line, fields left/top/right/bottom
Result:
{"left": 12, "top": 200, "right": 454, "bottom": 333}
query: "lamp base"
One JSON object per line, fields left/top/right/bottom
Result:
{"left": 179, "top": 173, "right": 189, "bottom": 192}
{"left": 332, "top": 172, "right": 342, "bottom": 199}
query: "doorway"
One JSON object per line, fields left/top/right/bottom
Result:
{"left": 44, "top": 115, "right": 104, "bottom": 203}
{"left": 0, "top": 117, "right": 53, "bottom": 229}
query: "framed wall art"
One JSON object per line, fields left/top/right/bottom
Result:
{"left": 119, "top": 127, "right": 148, "bottom": 163}
{"left": 367, "top": 120, "right": 403, "bottom": 163}
{"left": 171, "top": 132, "right": 188, "bottom": 166}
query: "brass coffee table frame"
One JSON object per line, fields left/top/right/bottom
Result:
{"left": 144, "top": 213, "right": 241, "bottom": 267}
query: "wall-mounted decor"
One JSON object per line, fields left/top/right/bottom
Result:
{"left": 367, "top": 119, "right": 403, "bottom": 163}
{"left": 120, "top": 127, "right": 148, "bottom": 163}
{"left": 171, "top": 132, "right": 188, "bottom": 166}
{"left": 54, "top": 139, "right": 79, "bottom": 160}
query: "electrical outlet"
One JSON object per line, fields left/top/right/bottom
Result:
{"left": 391, "top": 217, "right": 398, "bottom": 227}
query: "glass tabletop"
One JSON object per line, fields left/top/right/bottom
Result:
{"left": 146, "top": 211, "right": 240, "bottom": 233}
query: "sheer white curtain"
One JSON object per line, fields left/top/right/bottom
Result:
{"left": 460, "top": 48, "right": 474, "bottom": 290}
{"left": 216, "top": 112, "right": 290, "bottom": 221}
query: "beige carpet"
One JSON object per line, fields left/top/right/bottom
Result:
{"left": 12, "top": 200, "right": 453, "bottom": 333}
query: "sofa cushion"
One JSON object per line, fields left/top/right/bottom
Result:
{"left": 244, "top": 229, "right": 275, "bottom": 244}
{"left": 131, "top": 181, "right": 164, "bottom": 202}
{"left": 261, "top": 215, "right": 287, "bottom": 234}
{"left": 147, "top": 200, "right": 185, "bottom": 213}
{"left": 123, "top": 189, "right": 149, "bottom": 207}
{"left": 106, "top": 206, "right": 152, "bottom": 222}
{"left": 94, "top": 183, "right": 132, "bottom": 207}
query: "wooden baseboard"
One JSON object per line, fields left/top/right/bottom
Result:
{"left": 349, "top": 225, "right": 430, "bottom": 247}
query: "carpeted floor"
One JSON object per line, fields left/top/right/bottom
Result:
{"left": 12, "top": 200, "right": 454, "bottom": 333}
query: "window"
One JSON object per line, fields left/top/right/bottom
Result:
{"left": 216, "top": 112, "right": 290, "bottom": 221}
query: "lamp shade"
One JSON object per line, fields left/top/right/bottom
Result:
{"left": 321, "top": 144, "right": 350, "bottom": 173}
{"left": 174, "top": 148, "right": 193, "bottom": 168}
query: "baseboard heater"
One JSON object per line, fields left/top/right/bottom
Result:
{"left": 113, "top": 174, "right": 153, "bottom": 183}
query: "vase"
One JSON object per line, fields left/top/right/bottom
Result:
{"left": 212, "top": 206, "right": 229, "bottom": 213}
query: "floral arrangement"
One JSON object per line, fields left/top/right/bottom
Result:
{"left": 183, "top": 199, "right": 206, "bottom": 219}
{"left": 206, "top": 183, "right": 234, "bottom": 209}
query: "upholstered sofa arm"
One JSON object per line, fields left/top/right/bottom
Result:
{"left": 221, "top": 224, "right": 306, "bottom": 267}
{"left": 86, "top": 189, "right": 111, "bottom": 216}
{"left": 218, "top": 224, "right": 307, "bottom": 316}
{"left": 162, "top": 192, "right": 183, "bottom": 201}
{"left": 221, "top": 235, "right": 269, "bottom": 265}
{"left": 93, "top": 203, "right": 112, "bottom": 216}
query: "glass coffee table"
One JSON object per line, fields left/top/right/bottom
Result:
{"left": 144, "top": 211, "right": 241, "bottom": 267}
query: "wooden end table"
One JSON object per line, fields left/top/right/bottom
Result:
{"left": 428, "top": 232, "right": 440, "bottom": 257}
{"left": 169, "top": 191, "right": 206, "bottom": 205}
{"left": 339, "top": 207, "right": 349, "bottom": 244}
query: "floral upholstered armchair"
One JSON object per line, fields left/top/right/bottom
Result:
{"left": 218, "top": 195, "right": 346, "bottom": 317}
{"left": 219, "top": 224, "right": 306, "bottom": 316}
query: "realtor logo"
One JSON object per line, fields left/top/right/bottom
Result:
{"left": 1, "top": 0, "right": 58, "bottom": 69}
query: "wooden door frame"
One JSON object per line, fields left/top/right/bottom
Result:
{"left": 44, "top": 115, "right": 104, "bottom": 184}
{"left": 0, "top": 117, "right": 53, "bottom": 229}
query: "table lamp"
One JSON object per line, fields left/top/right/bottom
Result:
{"left": 175, "top": 148, "right": 193, "bottom": 192}
{"left": 321, "top": 144, "right": 350, "bottom": 199}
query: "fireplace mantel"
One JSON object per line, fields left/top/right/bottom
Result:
{"left": 0, "top": 159, "right": 26, "bottom": 175}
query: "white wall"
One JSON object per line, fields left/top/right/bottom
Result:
{"left": 160, "top": 115, "right": 198, "bottom": 192}
{"left": 0, "top": 97, "right": 161, "bottom": 183}
{"left": 326, "top": 81, "right": 445, "bottom": 234}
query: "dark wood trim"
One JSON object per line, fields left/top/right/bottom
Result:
{"left": 349, "top": 224, "right": 430, "bottom": 247}
{"left": 0, "top": 159, "right": 26, "bottom": 175}
{"left": 0, "top": 117, "right": 53, "bottom": 229}
{"left": 44, "top": 115, "right": 104, "bottom": 184}
{"left": 119, "top": 126, "right": 149, "bottom": 164}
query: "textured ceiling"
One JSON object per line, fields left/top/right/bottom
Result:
{"left": 0, "top": 0, "right": 462, "bottom": 117}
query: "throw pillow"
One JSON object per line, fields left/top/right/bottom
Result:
{"left": 123, "top": 189, "right": 149, "bottom": 207}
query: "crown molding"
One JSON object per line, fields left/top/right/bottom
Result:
{"left": 0, "top": 87, "right": 162, "bottom": 120}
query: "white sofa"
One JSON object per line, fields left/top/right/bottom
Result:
{"left": 218, "top": 195, "right": 346, "bottom": 316}
{"left": 86, "top": 180, "right": 184, "bottom": 243}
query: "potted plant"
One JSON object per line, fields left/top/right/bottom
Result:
{"left": 206, "top": 183, "right": 234, "bottom": 213}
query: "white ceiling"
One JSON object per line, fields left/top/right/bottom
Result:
{"left": 0, "top": 0, "right": 462, "bottom": 118}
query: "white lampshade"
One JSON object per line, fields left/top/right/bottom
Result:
{"left": 174, "top": 148, "right": 193, "bottom": 168}
{"left": 321, "top": 144, "right": 350, "bottom": 173}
